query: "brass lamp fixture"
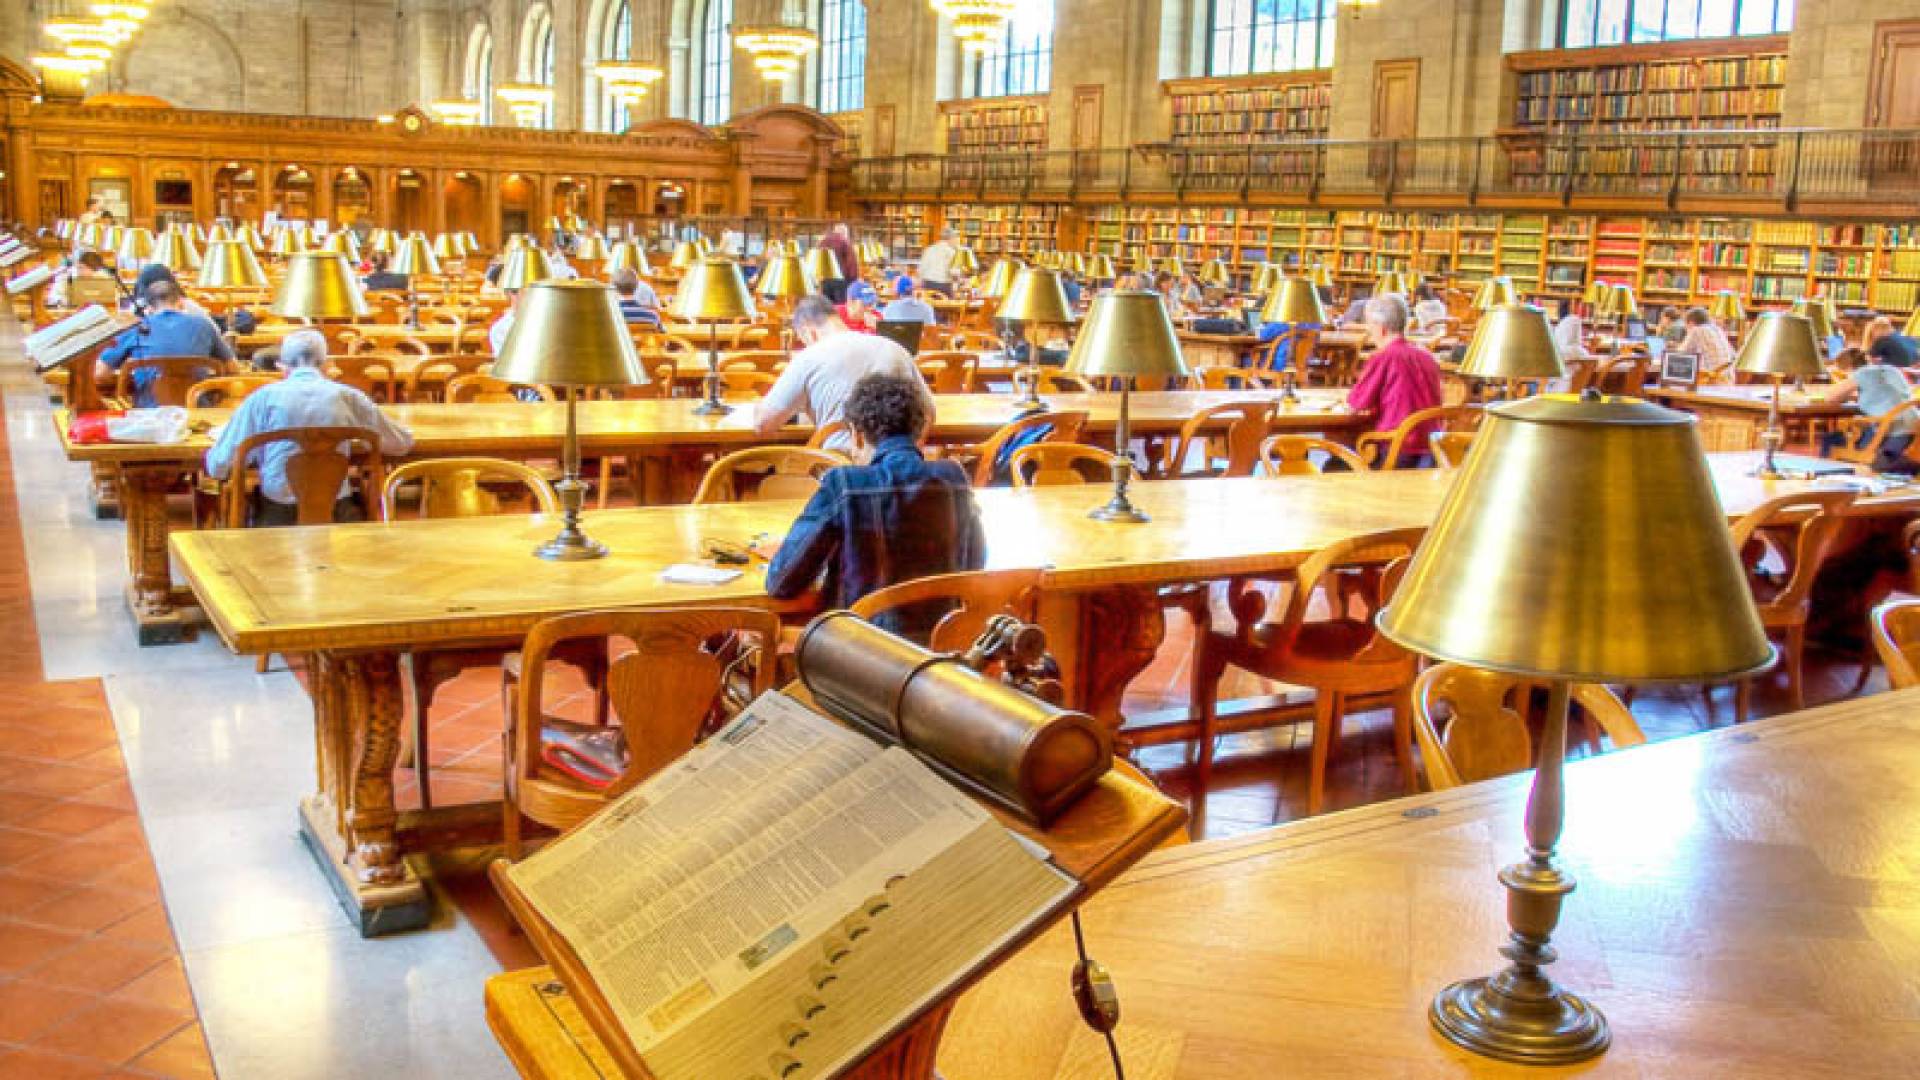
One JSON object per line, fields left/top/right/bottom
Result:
{"left": 1199, "top": 259, "right": 1232, "bottom": 289}
{"left": 1459, "top": 303, "right": 1566, "bottom": 400}
{"left": 390, "top": 233, "right": 442, "bottom": 328}
{"left": 152, "top": 226, "right": 202, "bottom": 273}
{"left": 669, "top": 240, "right": 702, "bottom": 273}
{"left": 1905, "top": 308, "right": 1920, "bottom": 339}
{"left": 461, "top": 231, "right": 482, "bottom": 256}
{"left": 1607, "top": 283, "right": 1641, "bottom": 323}
{"left": 1251, "top": 264, "right": 1281, "bottom": 294}
{"left": 1735, "top": 311, "right": 1826, "bottom": 477}
{"left": 114, "top": 226, "right": 154, "bottom": 271}
{"left": 1306, "top": 263, "right": 1334, "bottom": 289}
{"left": 573, "top": 233, "right": 609, "bottom": 264}
{"left": 1087, "top": 253, "right": 1118, "bottom": 285}
{"left": 1067, "top": 290, "right": 1189, "bottom": 524}
{"left": 1262, "top": 276, "right": 1329, "bottom": 402}
{"left": 234, "top": 223, "right": 265, "bottom": 251}
{"left": 1472, "top": 276, "right": 1518, "bottom": 311}
{"left": 1379, "top": 391, "right": 1771, "bottom": 1067}
{"left": 1791, "top": 296, "right": 1836, "bottom": 350}
{"left": 979, "top": 258, "right": 1021, "bottom": 300}
{"left": 755, "top": 252, "right": 814, "bottom": 307}
{"left": 1373, "top": 270, "right": 1407, "bottom": 297}
{"left": 802, "top": 245, "right": 843, "bottom": 285}
{"left": 605, "top": 240, "right": 652, "bottom": 279}
{"left": 321, "top": 230, "right": 360, "bottom": 263}
{"left": 1709, "top": 290, "right": 1745, "bottom": 325}
{"left": 496, "top": 247, "right": 557, "bottom": 293}
{"left": 952, "top": 246, "right": 981, "bottom": 278}
{"left": 366, "top": 228, "right": 394, "bottom": 255}
{"left": 198, "top": 240, "right": 268, "bottom": 291}
{"left": 270, "top": 251, "right": 370, "bottom": 320}
{"left": 495, "top": 83, "right": 555, "bottom": 126}
{"left": 432, "top": 232, "right": 463, "bottom": 262}
{"left": 996, "top": 267, "right": 1075, "bottom": 415}
{"left": 428, "top": 99, "right": 483, "bottom": 125}
{"left": 671, "top": 257, "right": 757, "bottom": 416}
{"left": 1158, "top": 256, "right": 1186, "bottom": 279}
{"left": 491, "top": 280, "right": 649, "bottom": 561}
{"left": 268, "top": 227, "right": 304, "bottom": 258}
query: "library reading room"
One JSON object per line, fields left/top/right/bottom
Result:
{"left": 3, "top": 0, "right": 1920, "bottom": 1077}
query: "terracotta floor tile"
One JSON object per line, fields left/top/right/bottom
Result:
{"left": 16, "top": 802, "right": 129, "bottom": 839}
{"left": 0, "top": 1046, "right": 116, "bottom": 1080}
{"left": 0, "top": 791, "right": 44, "bottom": 825}
{"left": 125, "top": 1024, "right": 214, "bottom": 1080}
{"left": 67, "top": 779, "right": 137, "bottom": 813}
{"left": 0, "top": 922, "right": 84, "bottom": 975}
{"left": 86, "top": 858, "right": 160, "bottom": 895}
{"left": 0, "top": 826, "right": 61, "bottom": 868}
{"left": 0, "top": 976, "right": 98, "bottom": 1042}
{"left": 27, "top": 935, "right": 169, "bottom": 995}
{"left": 108, "top": 957, "right": 196, "bottom": 1016}
{"left": 96, "top": 907, "right": 177, "bottom": 949}
{"left": 35, "top": 998, "right": 196, "bottom": 1066}
{"left": 13, "top": 838, "right": 146, "bottom": 885}
{"left": 0, "top": 869, "right": 73, "bottom": 914}
{"left": 0, "top": 763, "right": 121, "bottom": 800}
{"left": 20, "top": 887, "right": 155, "bottom": 936}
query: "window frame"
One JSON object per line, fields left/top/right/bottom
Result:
{"left": 817, "top": 0, "right": 866, "bottom": 114}
{"left": 1204, "top": 0, "right": 1338, "bottom": 78}
{"left": 698, "top": 0, "right": 734, "bottom": 126}
{"left": 1557, "top": 0, "right": 1794, "bottom": 49}
{"left": 604, "top": 0, "right": 632, "bottom": 132}
{"left": 969, "top": 3, "right": 1054, "bottom": 99}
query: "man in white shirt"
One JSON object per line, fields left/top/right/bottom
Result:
{"left": 917, "top": 229, "right": 959, "bottom": 297}
{"left": 880, "top": 275, "right": 939, "bottom": 325}
{"left": 757, "top": 296, "right": 934, "bottom": 449}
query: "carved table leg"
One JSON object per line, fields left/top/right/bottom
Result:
{"left": 91, "top": 462, "right": 122, "bottom": 519}
{"left": 1063, "top": 585, "right": 1168, "bottom": 744}
{"left": 298, "top": 649, "right": 433, "bottom": 937}
{"left": 118, "top": 463, "right": 194, "bottom": 646}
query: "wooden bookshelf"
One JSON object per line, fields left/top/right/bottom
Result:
{"left": 1159, "top": 73, "right": 1331, "bottom": 193}
{"left": 942, "top": 203, "right": 1060, "bottom": 258}
{"left": 938, "top": 96, "right": 1048, "bottom": 187}
{"left": 870, "top": 203, "right": 929, "bottom": 262}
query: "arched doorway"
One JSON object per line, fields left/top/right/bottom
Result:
{"left": 271, "top": 164, "right": 315, "bottom": 221}
{"left": 551, "top": 176, "right": 586, "bottom": 230}
{"left": 333, "top": 166, "right": 374, "bottom": 227}
{"left": 392, "top": 168, "right": 430, "bottom": 233}
{"left": 500, "top": 172, "right": 534, "bottom": 240}
{"left": 213, "top": 162, "right": 259, "bottom": 223}
{"left": 603, "top": 180, "right": 641, "bottom": 237}
{"left": 445, "top": 171, "right": 485, "bottom": 236}
{"left": 654, "top": 180, "right": 687, "bottom": 218}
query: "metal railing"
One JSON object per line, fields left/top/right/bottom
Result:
{"left": 849, "top": 128, "right": 1920, "bottom": 208}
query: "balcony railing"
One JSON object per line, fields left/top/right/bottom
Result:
{"left": 849, "top": 128, "right": 1920, "bottom": 208}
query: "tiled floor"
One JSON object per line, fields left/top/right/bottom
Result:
{"left": 0, "top": 344, "right": 215, "bottom": 1076}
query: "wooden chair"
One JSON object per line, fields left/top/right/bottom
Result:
{"left": 1190, "top": 365, "right": 1272, "bottom": 391}
{"left": 1259, "top": 326, "right": 1319, "bottom": 383}
{"left": 1356, "top": 404, "right": 1483, "bottom": 470}
{"left": 1008, "top": 442, "right": 1136, "bottom": 488}
{"left": 1259, "top": 434, "right": 1367, "bottom": 475}
{"left": 1729, "top": 489, "right": 1858, "bottom": 710}
{"left": 447, "top": 374, "right": 556, "bottom": 403}
{"left": 1827, "top": 401, "right": 1920, "bottom": 470}
{"left": 1872, "top": 600, "right": 1920, "bottom": 690}
{"left": 719, "top": 367, "right": 777, "bottom": 400}
{"left": 918, "top": 350, "right": 979, "bottom": 394}
{"left": 503, "top": 608, "right": 781, "bottom": 859}
{"left": 326, "top": 355, "right": 401, "bottom": 403}
{"left": 722, "top": 350, "right": 790, "bottom": 374}
{"left": 1190, "top": 527, "right": 1426, "bottom": 810}
{"left": 113, "top": 355, "right": 233, "bottom": 407}
{"left": 950, "top": 411, "right": 1089, "bottom": 487}
{"left": 806, "top": 420, "right": 850, "bottom": 449}
{"left": 851, "top": 569, "right": 1044, "bottom": 651}
{"left": 219, "top": 426, "right": 389, "bottom": 528}
{"left": 1159, "top": 400, "right": 1276, "bottom": 478}
{"left": 405, "top": 353, "right": 493, "bottom": 402}
{"left": 947, "top": 330, "right": 1001, "bottom": 352}
{"left": 186, "top": 374, "right": 277, "bottom": 409}
{"left": 692, "top": 447, "right": 847, "bottom": 505}
{"left": 1430, "top": 430, "right": 1478, "bottom": 469}
{"left": 1594, "top": 355, "right": 1649, "bottom": 396}
{"left": 1411, "top": 663, "right": 1647, "bottom": 790}
{"left": 1014, "top": 369, "right": 1094, "bottom": 394}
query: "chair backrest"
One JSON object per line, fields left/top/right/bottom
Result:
{"left": 1830, "top": 401, "right": 1920, "bottom": 468}
{"left": 917, "top": 350, "right": 978, "bottom": 394}
{"left": 116, "top": 355, "right": 230, "bottom": 407}
{"left": 723, "top": 350, "right": 789, "bottom": 374}
{"left": 1263, "top": 528, "right": 1426, "bottom": 665}
{"left": 719, "top": 368, "right": 777, "bottom": 399}
{"left": 1728, "top": 489, "right": 1858, "bottom": 620}
{"left": 964, "top": 410, "right": 1090, "bottom": 487}
{"left": 1430, "top": 430, "right": 1478, "bottom": 469}
{"left": 446, "top": 373, "right": 555, "bottom": 403}
{"left": 1009, "top": 442, "right": 1133, "bottom": 488}
{"left": 221, "top": 425, "right": 388, "bottom": 527}
{"left": 1260, "top": 434, "right": 1366, "bottom": 475}
{"left": 1162, "top": 400, "right": 1277, "bottom": 478}
{"left": 381, "top": 457, "right": 559, "bottom": 520}
{"left": 326, "top": 354, "right": 400, "bottom": 402}
{"left": 511, "top": 608, "right": 783, "bottom": 829}
{"left": 186, "top": 373, "right": 277, "bottom": 409}
{"left": 406, "top": 354, "right": 493, "bottom": 401}
{"left": 1259, "top": 326, "right": 1319, "bottom": 379}
{"left": 1190, "top": 365, "right": 1271, "bottom": 391}
{"left": 1872, "top": 600, "right": 1920, "bottom": 690}
{"left": 1363, "top": 403, "right": 1483, "bottom": 469}
{"left": 850, "top": 569, "right": 1044, "bottom": 653}
{"left": 692, "top": 447, "right": 847, "bottom": 504}
{"left": 805, "top": 419, "right": 850, "bottom": 449}
{"left": 1412, "top": 663, "right": 1648, "bottom": 790}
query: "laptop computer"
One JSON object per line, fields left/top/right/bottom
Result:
{"left": 875, "top": 320, "right": 925, "bottom": 356}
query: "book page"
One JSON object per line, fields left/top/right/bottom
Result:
{"left": 7, "top": 266, "right": 53, "bottom": 295}
{"left": 25, "top": 305, "right": 119, "bottom": 367}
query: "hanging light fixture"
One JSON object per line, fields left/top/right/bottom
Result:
{"left": 930, "top": 1, "right": 1019, "bottom": 53}
{"left": 734, "top": 0, "right": 818, "bottom": 82}
{"left": 1336, "top": 0, "right": 1382, "bottom": 16}
{"left": 495, "top": 83, "right": 556, "bottom": 126}
{"left": 595, "top": 61, "right": 665, "bottom": 96}
{"left": 429, "top": 99, "right": 484, "bottom": 125}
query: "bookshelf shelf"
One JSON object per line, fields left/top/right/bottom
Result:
{"left": 1160, "top": 72, "right": 1331, "bottom": 192}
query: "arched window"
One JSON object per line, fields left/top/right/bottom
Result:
{"left": 972, "top": 3, "right": 1053, "bottom": 99}
{"left": 1207, "top": 0, "right": 1335, "bottom": 76}
{"left": 464, "top": 24, "right": 495, "bottom": 124}
{"left": 817, "top": 0, "right": 866, "bottom": 114}
{"left": 697, "top": 0, "right": 733, "bottom": 125}
{"left": 602, "top": 0, "right": 633, "bottom": 131}
{"left": 536, "top": 20, "right": 556, "bottom": 127}
{"left": 1560, "top": 0, "right": 1794, "bottom": 48}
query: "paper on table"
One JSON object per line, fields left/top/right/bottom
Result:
{"left": 658, "top": 563, "right": 744, "bottom": 585}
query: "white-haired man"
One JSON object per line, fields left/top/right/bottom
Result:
{"left": 204, "top": 329, "right": 414, "bottom": 525}
{"left": 1346, "top": 293, "right": 1444, "bottom": 468}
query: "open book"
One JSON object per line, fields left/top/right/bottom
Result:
{"left": 501, "top": 691, "right": 1078, "bottom": 1080}
{"left": 0, "top": 244, "right": 30, "bottom": 270}
{"left": 25, "top": 305, "right": 123, "bottom": 374}
{"left": 7, "top": 265, "right": 53, "bottom": 295}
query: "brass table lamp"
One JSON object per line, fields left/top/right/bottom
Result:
{"left": 802, "top": 245, "right": 842, "bottom": 285}
{"left": 1904, "top": 307, "right": 1920, "bottom": 339}
{"left": 1581, "top": 279, "right": 1609, "bottom": 315}
{"left": 1791, "top": 296, "right": 1836, "bottom": 351}
{"left": 1373, "top": 270, "right": 1406, "bottom": 298}
{"left": 391, "top": 233, "right": 443, "bottom": 328}
{"left": 1263, "top": 275, "right": 1329, "bottom": 403}
{"left": 1068, "top": 291, "right": 1189, "bottom": 523}
{"left": 491, "top": 280, "right": 649, "bottom": 561}
{"left": 979, "top": 258, "right": 1021, "bottom": 300}
{"left": 1199, "top": 259, "right": 1232, "bottom": 290}
{"left": 496, "top": 247, "right": 557, "bottom": 294}
{"left": 1460, "top": 303, "right": 1566, "bottom": 400}
{"left": 1735, "top": 311, "right": 1826, "bottom": 477}
{"left": 1307, "top": 263, "right": 1334, "bottom": 289}
{"left": 668, "top": 240, "right": 700, "bottom": 274}
{"left": 671, "top": 257, "right": 757, "bottom": 416}
{"left": 198, "top": 240, "right": 268, "bottom": 309}
{"left": 115, "top": 227, "right": 155, "bottom": 272}
{"left": 572, "top": 233, "right": 609, "bottom": 265}
{"left": 431, "top": 232, "right": 463, "bottom": 263}
{"left": 1251, "top": 264, "right": 1280, "bottom": 294}
{"left": 234, "top": 224, "right": 265, "bottom": 252}
{"left": 1607, "top": 284, "right": 1641, "bottom": 325}
{"left": 271, "top": 251, "right": 370, "bottom": 319}
{"left": 1378, "top": 391, "right": 1771, "bottom": 1067}
{"left": 1472, "top": 276, "right": 1517, "bottom": 311}
{"left": 756, "top": 252, "right": 814, "bottom": 343}
{"left": 952, "top": 246, "right": 981, "bottom": 279}
{"left": 268, "top": 227, "right": 304, "bottom": 258}
{"left": 1158, "top": 256, "right": 1186, "bottom": 280}
{"left": 1709, "top": 289, "right": 1745, "bottom": 326}
{"left": 997, "top": 267, "right": 1075, "bottom": 415}
{"left": 368, "top": 228, "right": 395, "bottom": 256}
{"left": 153, "top": 227, "right": 203, "bottom": 274}
{"left": 322, "top": 230, "right": 361, "bottom": 263}
{"left": 605, "top": 240, "right": 651, "bottom": 279}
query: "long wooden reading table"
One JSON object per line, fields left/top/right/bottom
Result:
{"left": 1647, "top": 384, "right": 1864, "bottom": 452}
{"left": 170, "top": 458, "right": 1914, "bottom": 933}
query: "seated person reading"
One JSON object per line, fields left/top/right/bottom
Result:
{"left": 763, "top": 374, "right": 986, "bottom": 641}
{"left": 98, "top": 281, "right": 236, "bottom": 407}
{"left": 1820, "top": 346, "right": 1917, "bottom": 471}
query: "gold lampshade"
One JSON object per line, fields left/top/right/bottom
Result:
{"left": 670, "top": 257, "right": 757, "bottom": 322}
{"left": 1735, "top": 312, "right": 1825, "bottom": 378}
{"left": 496, "top": 247, "right": 557, "bottom": 292}
{"left": 270, "top": 252, "right": 370, "bottom": 319}
{"left": 1790, "top": 297, "right": 1835, "bottom": 344}
{"left": 1251, "top": 264, "right": 1280, "bottom": 293}
{"left": 1261, "top": 276, "right": 1328, "bottom": 326}
{"left": 980, "top": 258, "right": 1022, "bottom": 299}
{"left": 996, "top": 268, "right": 1074, "bottom": 326}
{"left": 1088, "top": 253, "right": 1118, "bottom": 282}
{"left": 1158, "top": 257, "right": 1186, "bottom": 279}
{"left": 952, "top": 247, "right": 981, "bottom": 276}
{"left": 391, "top": 233, "right": 442, "bottom": 278}
{"left": 1582, "top": 279, "right": 1609, "bottom": 305}
{"left": 1472, "top": 276, "right": 1518, "bottom": 311}
{"left": 506, "top": 234, "right": 530, "bottom": 252}
{"left": 491, "top": 280, "right": 648, "bottom": 388}
{"left": 573, "top": 234, "right": 609, "bottom": 262}
{"left": 115, "top": 227, "right": 155, "bottom": 269}
{"left": 152, "top": 228, "right": 202, "bottom": 272}
{"left": 432, "top": 233, "right": 462, "bottom": 260}
{"left": 1374, "top": 270, "right": 1406, "bottom": 297}
{"left": 1199, "top": 259, "right": 1232, "bottom": 288}
{"left": 1066, "top": 290, "right": 1190, "bottom": 380}
{"left": 234, "top": 224, "right": 265, "bottom": 251}
{"left": 1904, "top": 308, "right": 1920, "bottom": 339}
{"left": 206, "top": 223, "right": 233, "bottom": 245}
{"left": 1380, "top": 394, "right": 1770, "bottom": 683}
{"left": 1071, "top": 253, "right": 1091, "bottom": 277}
{"left": 1709, "top": 290, "right": 1745, "bottom": 323}
{"left": 462, "top": 232, "right": 481, "bottom": 255}
{"left": 268, "top": 228, "right": 304, "bottom": 257}
{"left": 368, "top": 228, "right": 395, "bottom": 255}
{"left": 1608, "top": 284, "right": 1641, "bottom": 320}
{"left": 1459, "top": 304, "right": 1567, "bottom": 379}
{"left": 101, "top": 226, "right": 125, "bottom": 254}
{"left": 1403, "top": 268, "right": 1425, "bottom": 292}
{"left": 669, "top": 240, "right": 701, "bottom": 271}
{"left": 198, "top": 240, "right": 268, "bottom": 289}
{"left": 1307, "top": 263, "right": 1334, "bottom": 289}
{"left": 321, "top": 231, "right": 360, "bottom": 262}
{"left": 605, "top": 241, "right": 652, "bottom": 278}
{"left": 697, "top": 236, "right": 715, "bottom": 256}
{"left": 755, "top": 253, "right": 814, "bottom": 301}
{"left": 802, "top": 245, "right": 843, "bottom": 283}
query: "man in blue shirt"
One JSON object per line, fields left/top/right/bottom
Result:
{"left": 879, "top": 275, "right": 938, "bottom": 325}
{"left": 761, "top": 373, "right": 986, "bottom": 642}
{"left": 611, "top": 268, "right": 662, "bottom": 330}
{"left": 98, "top": 281, "right": 235, "bottom": 406}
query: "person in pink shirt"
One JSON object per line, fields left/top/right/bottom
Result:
{"left": 1347, "top": 293, "right": 1445, "bottom": 467}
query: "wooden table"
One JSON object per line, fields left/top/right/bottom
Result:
{"left": 1648, "top": 385, "right": 1858, "bottom": 452}
{"left": 169, "top": 458, "right": 1911, "bottom": 932}
{"left": 1177, "top": 329, "right": 1263, "bottom": 369}
{"left": 61, "top": 389, "right": 1363, "bottom": 645}
{"left": 488, "top": 687, "right": 1920, "bottom": 1078}
{"left": 231, "top": 323, "right": 468, "bottom": 354}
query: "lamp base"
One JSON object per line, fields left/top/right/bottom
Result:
{"left": 533, "top": 533, "right": 609, "bottom": 561}
{"left": 1430, "top": 972, "right": 1610, "bottom": 1066}
{"left": 1088, "top": 500, "right": 1150, "bottom": 524}
{"left": 693, "top": 399, "right": 734, "bottom": 417}
{"left": 1012, "top": 395, "right": 1050, "bottom": 417}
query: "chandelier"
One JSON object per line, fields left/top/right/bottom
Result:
{"left": 930, "top": 1, "right": 1018, "bottom": 53}
{"left": 495, "top": 83, "right": 556, "bottom": 126}
{"left": 595, "top": 61, "right": 665, "bottom": 105}
{"left": 1336, "top": 0, "right": 1381, "bottom": 15}
{"left": 734, "top": 0, "right": 817, "bottom": 82}
{"left": 33, "top": 4, "right": 153, "bottom": 88}
{"left": 429, "top": 99, "right": 484, "bottom": 125}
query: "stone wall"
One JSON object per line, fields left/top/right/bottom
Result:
{"left": 1782, "top": 0, "right": 1920, "bottom": 130}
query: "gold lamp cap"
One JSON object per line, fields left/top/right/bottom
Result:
{"left": 496, "top": 247, "right": 558, "bottom": 292}
{"left": 1709, "top": 290, "right": 1745, "bottom": 322}
{"left": 573, "top": 234, "right": 609, "bottom": 261}
{"left": 605, "top": 241, "right": 652, "bottom": 278}
{"left": 1379, "top": 393, "right": 1772, "bottom": 684}
{"left": 1735, "top": 311, "right": 1826, "bottom": 378}
{"left": 996, "top": 268, "right": 1075, "bottom": 326}
{"left": 1459, "top": 304, "right": 1567, "bottom": 379}
{"left": 270, "top": 252, "right": 370, "bottom": 319}
{"left": 1199, "top": 259, "right": 1232, "bottom": 287}
{"left": 1609, "top": 284, "right": 1641, "bottom": 320}
{"left": 491, "top": 280, "right": 649, "bottom": 388}
{"left": 980, "top": 258, "right": 1022, "bottom": 299}
{"left": 391, "top": 234, "right": 442, "bottom": 277}
{"left": 755, "top": 253, "right": 815, "bottom": 300}
{"left": 670, "top": 240, "right": 702, "bottom": 270}
{"left": 1067, "top": 290, "right": 1191, "bottom": 380}
{"left": 153, "top": 228, "right": 203, "bottom": 272}
{"left": 198, "top": 240, "right": 268, "bottom": 289}
{"left": 1307, "top": 263, "right": 1334, "bottom": 288}
{"left": 802, "top": 245, "right": 843, "bottom": 283}
{"left": 115, "top": 227, "right": 155, "bottom": 269}
{"left": 1790, "top": 298, "right": 1836, "bottom": 343}
{"left": 206, "top": 223, "right": 233, "bottom": 245}
{"left": 1261, "top": 276, "right": 1328, "bottom": 326}
{"left": 952, "top": 247, "right": 981, "bottom": 275}
{"left": 670, "top": 257, "right": 757, "bottom": 322}
{"left": 1473, "top": 276, "right": 1518, "bottom": 311}
{"left": 1088, "top": 253, "right": 1117, "bottom": 281}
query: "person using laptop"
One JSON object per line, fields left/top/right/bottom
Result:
{"left": 881, "top": 275, "right": 938, "bottom": 325}
{"left": 1820, "top": 345, "right": 1917, "bottom": 470}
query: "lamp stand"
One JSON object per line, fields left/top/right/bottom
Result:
{"left": 1279, "top": 368, "right": 1299, "bottom": 405}
{"left": 694, "top": 321, "right": 732, "bottom": 416}
{"left": 533, "top": 387, "right": 608, "bottom": 561}
{"left": 1754, "top": 375, "right": 1785, "bottom": 478}
{"left": 1089, "top": 380, "right": 1147, "bottom": 524}
{"left": 1011, "top": 322, "right": 1048, "bottom": 416}
{"left": 406, "top": 284, "right": 421, "bottom": 330}
{"left": 1430, "top": 680, "right": 1609, "bottom": 1065}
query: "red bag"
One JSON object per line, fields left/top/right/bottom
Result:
{"left": 66, "top": 411, "right": 125, "bottom": 445}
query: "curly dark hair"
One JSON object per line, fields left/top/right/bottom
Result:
{"left": 844, "top": 374, "right": 929, "bottom": 443}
